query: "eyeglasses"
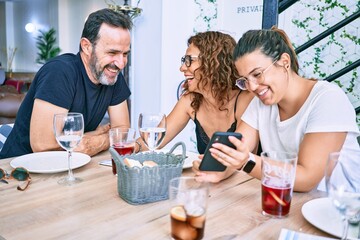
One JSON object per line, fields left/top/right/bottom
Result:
{"left": 0, "top": 167, "right": 31, "bottom": 191}
{"left": 235, "top": 59, "right": 278, "bottom": 90}
{"left": 181, "top": 55, "right": 199, "bottom": 67}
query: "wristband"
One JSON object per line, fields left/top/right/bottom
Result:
{"left": 242, "top": 153, "right": 256, "bottom": 173}
{"left": 135, "top": 141, "right": 142, "bottom": 153}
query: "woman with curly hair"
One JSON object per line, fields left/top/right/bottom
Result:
{"left": 153, "top": 31, "right": 254, "bottom": 154}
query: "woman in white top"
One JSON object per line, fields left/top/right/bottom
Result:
{"left": 193, "top": 26, "right": 360, "bottom": 192}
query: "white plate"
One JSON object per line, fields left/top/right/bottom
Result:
{"left": 302, "top": 197, "right": 360, "bottom": 239}
{"left": 10, "top": 151, "right": 91, "bottom": 174}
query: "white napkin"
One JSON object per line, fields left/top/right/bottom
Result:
{"left": 278, "top": 229, "right": 337, "bottom": 240}
{"left": 99, "top": 159, "right": 112, "bottom": 167}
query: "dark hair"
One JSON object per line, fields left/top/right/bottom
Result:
{"left": 233, "top": 26, "right": 299, "bottom": 74}
{"left": 183, "top": 31, "right": 239, "bottom": 112}
{"left": 79, "top": 8, "right": 133, "bottom": 51}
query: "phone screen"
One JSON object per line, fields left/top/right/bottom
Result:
{"left": 199, "top": 132, "right": 242, "bottom": 171}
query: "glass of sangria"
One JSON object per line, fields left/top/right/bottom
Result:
{"left": 109, "top": 127, "right": 136, "bottom": 175}
{"left": 260, "top": 151, "right": 298, "bottom": 218}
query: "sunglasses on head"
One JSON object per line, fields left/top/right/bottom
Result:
{"left": 0, "top": 167, "right": 31, "bottom": 191}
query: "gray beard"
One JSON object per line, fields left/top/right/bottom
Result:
{"left": 89, "top": 49, "right": 118, "bottom": 86}
{"left": 98, "top": 70, "right": 118, "bottom": 86}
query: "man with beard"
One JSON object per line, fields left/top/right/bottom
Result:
{"left": 0, "top": 9, "right": 132, "bottom": 159}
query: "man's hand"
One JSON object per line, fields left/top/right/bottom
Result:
{"left": 74, "top": 124, "right": 110, "bottom": 156}
{"left": 86, "top": 123, "right": 111, "bottom": 136}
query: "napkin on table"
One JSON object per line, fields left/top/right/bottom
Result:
{"left": 278, "top": 229, "right": 337, "bottom": 240}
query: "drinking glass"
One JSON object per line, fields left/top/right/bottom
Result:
{"left": 326, "top": 151, "right": 360, "bottom": 240}
{"left": 109, "top": 127, "right": 136, "bottom": 175}
{"left": 261, "top": 151, "right": 298, "bottom": 218}
{"left": 169, "top": 177, "right": 209, "bottom": 240}
{"left": 54, "top": 112, "right": 84, "bottom": 186}
{"left": 138, "top": 113, "right": 166, "bottom": 151}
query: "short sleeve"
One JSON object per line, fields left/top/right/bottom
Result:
{"left": 34, "top": 59, "right": 77, "bottom": 109}
{"left": 306, "top": 83, "right": 359, "bottom": 134}
{"left": 241, "top": 97, "right": 261, "bottom": 130}
{"left": 110, "top": 73, "right": 131, "bottom": 106}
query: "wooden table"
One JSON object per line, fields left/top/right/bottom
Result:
{"left": 0, "top": 151, "right": 333, "bottom": 240}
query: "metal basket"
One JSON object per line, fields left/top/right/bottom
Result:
{"left": 109, "top": 142, "right": 186, "bottom": 205}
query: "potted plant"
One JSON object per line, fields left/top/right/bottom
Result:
{"left": 35, "top": 28, "right": 61, "bottom": 65}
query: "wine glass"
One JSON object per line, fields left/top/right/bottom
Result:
{"left": 54, "top": 112, "right": 84, "bottom": 186}
{"left": 138, "top": 113, "right": 166, "bottom": 151}
{"left": 325, "top": 151, "right": 360, "bottom": 240}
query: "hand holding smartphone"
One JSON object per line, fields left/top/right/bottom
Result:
{"left": 199, "top": 132, "right": 242, "bottom": 172}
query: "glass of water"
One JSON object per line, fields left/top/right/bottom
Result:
{"left": 326, "top": 151, "right": 360, "bottom": 240}
{"left": 54, "top": 112, "right": 84, "bottom": 185}
{"left": 138, "top": 113, "right": 166, "bottom": 151}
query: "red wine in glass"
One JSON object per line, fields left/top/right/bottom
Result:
{"left": 261, "top": 183, "right": 292, "bottom": 217}
{"left": 111, "top": 144, "right": 135, "bottom": 175}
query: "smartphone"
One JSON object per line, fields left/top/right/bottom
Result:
{"left": 199, "top": 132, "right": 243, "bottom": 172}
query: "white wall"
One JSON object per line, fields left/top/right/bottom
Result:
{"left": 131, "top": 0, "right": 163, "bottom": 131}
{"left": 58, "top": 0, "right": 108, "bottom": 54}
{"left": 3, "top": 0, "right": 58, "bottom": 71}
{"left": 157, "top": 0, "right": 198, "bottom": 151}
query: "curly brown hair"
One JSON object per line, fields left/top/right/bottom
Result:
{"left": 183, "top": 31, "right": 239, "bottom": 112}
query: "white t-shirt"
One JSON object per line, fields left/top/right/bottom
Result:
{"left": 242, "top": 80, "right": 360, "bottom": 191}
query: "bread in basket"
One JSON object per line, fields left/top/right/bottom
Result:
{"left": 109, "top": 142, "right": 186, "bottom": 205}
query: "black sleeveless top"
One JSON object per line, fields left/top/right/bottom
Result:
{"left": 194, "top": 91, "right": 241, "bottom": 154}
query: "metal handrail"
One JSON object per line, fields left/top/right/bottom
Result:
{"left": 325, "top": 59, "right": 360, "bottom": 83}
{"left": 295, "top": 10, "right": 360, "bottom": 54}
{"left": 279, "top": 0, "right": 299, "bottom": 13}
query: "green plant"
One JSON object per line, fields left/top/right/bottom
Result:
{"left": 35, "top": 28, "right": 61, "bottom": 64}
{"left": 194, "top": 0, "right": 217, "bottom": 33}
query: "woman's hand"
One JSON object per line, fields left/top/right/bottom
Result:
{"left": 208, "top": 136, "right": 250, "bottom": 170}
{"left": 192, "top": 155, "right": 235, "bottom": 183}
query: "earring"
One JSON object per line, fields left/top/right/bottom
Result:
{"left": 283, "top": 61, "right": 288, "bottom": 68}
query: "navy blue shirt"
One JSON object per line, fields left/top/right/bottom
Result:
{"left": 0, "top": 53, "right": 130, "bottom": 159}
